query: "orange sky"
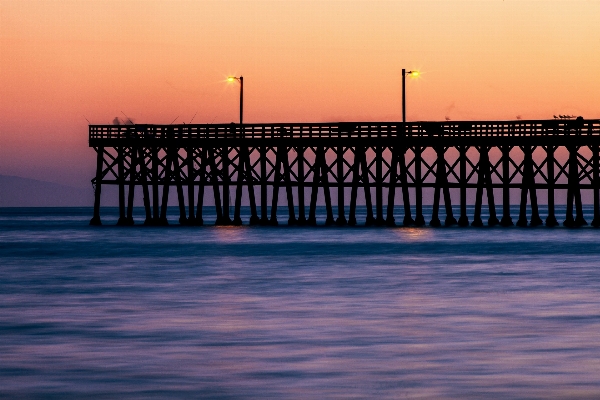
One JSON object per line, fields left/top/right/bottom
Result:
{"left": 1, "top": 1, "right": 600, "bottom": 186}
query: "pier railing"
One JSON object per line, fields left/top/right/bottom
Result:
{"left": 89, "top": 119, "right": 600, "bottom": 141}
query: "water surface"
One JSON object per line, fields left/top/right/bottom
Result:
{"left": 1, "top": 207, "right": 600, "bottom": 399}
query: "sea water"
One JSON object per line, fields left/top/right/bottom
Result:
{"left": 1, "top": 206, "right": 600, "bottom": 399}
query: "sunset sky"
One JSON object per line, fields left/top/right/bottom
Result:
{"left": 1, "top": 1, "right": 599, "bottom": 187}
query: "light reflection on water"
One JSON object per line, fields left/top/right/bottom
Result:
{"left": 1, "top": 207, "right": 600, "bottom": 398}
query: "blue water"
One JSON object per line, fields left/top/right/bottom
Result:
{"left": 2, "top": 206, "right": 600, "bottom": 399}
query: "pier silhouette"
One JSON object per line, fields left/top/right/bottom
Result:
{"left": 89, "top": 118, "right": 600, "bottom": 228}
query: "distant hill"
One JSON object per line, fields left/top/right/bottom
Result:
{"left": 0, "top": 175, "right": 94, "bottom": 207}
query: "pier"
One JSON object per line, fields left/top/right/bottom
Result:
{"left": 89, "top": 118, "right": 600, "bottom": 227}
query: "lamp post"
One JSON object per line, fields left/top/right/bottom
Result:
{"left": 227, "top": 76, "right": 243, "bottom": 124}
{"left": 402, "top": 69, "right": 419, "bottom": 123}
{"left": 402, "top": 68, "right": 422, "bottom": 227}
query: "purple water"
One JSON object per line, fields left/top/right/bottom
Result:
{"left": 1, "top": 206, "right": 600, "bottom": 399}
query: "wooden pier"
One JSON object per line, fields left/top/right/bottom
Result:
{"left": 89, "top": 118, "right": 600, "bottom": 227}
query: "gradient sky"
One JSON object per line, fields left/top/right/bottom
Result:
{"left": 1, "top": 1, "right": 599, "bottom": 187}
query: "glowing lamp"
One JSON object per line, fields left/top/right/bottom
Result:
{"left": 226, "top": 76, "right": 244, "bottom": 124}
{"left": 401, "top": 69, "right": 420, "bottom": 123}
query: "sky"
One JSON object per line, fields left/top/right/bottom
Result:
{"left": 1, "top": 0, "right": 600, "bottom": 188}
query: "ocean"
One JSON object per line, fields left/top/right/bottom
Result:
{"left": 1, "top": 206, "right": 600, "bottom": 399}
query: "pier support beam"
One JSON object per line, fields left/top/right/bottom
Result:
{"left": 322, "top": 148, "right": 335, "bottom": 226}
{"left": 400, "top": 148, "right": 414, "bottom": 227}
{"left": 234, "top": 144, "right": 260, "bottom": 226}
{"left": 221, "top": 146, "right": 232, "bottom": 225}
{"left": 375, "top": 145, "right": 385, "bottom": 226}
{"left": 187, "top": 147, "right": 195, "bottom": 225}
{"left": 430, "top": 147, "right": 456, "bottom": 227}
{"left": 414, "top": 146, "right": 425, "bottom": 226}
{"left": 151, "top": 147, "right": 160, "bottom": 224}
{"left": 336, "top": 145, "right": 347, "bottom": 226}
{"left": 362, "top": 149, "right": 375, "bottom": 226}
{"left": 207, "top": 148, "right": 224, "bottom": 225}
{"left": 348, "top": 147, "right": 374, "bottom": 226}
{"left": 592, "top": 145, "right": 600, "bottom": 227}
{"left": 139, "top": 148, "right": 151, "bottom": 224}
{"left": 472, "top": 146, "right": 498, "bottom": 227}
{"left": 117, "top": 146, "right": 127, "bottom": 226}
{"left": 126, "top": 146, "right": 138, "bottom": 225}
{"left": 387, "top": 146, "right": 413, "bottom": 226}
{"left": 348, "top": 147, "right": 360, "bottom": 226}
{"left": 516, "top": 146, "right": 542, "bottom": 227}
{"left": 500, "top": 146, "right": 514, "bottom": 226}
{"left": 564, "top": 146, "right": 587, "bottom": 227}
{"left": 297, "top": 146, "right": 307, "bottom": 225}
{"left": 175, "top": 149, "right": 187, "bottom": 225}
{"left": 195, "top": 148, "right": 206, "bottom": 226}
{"left": 385, "top": 148, "right": 398, "bottom": 227}
{"left": 308, "top": 147, "right": 334, "bottom": 226}
{"left": 260, "top": 145, "right": 269, "bottom": 225}
{"left": 545, "top": 146, "right": 558, "bottom": 227}
{"left": 159, "top": 146, "right": 173, "bottom": 226}
{"left": 271, "top": 141, "right": 296, "bottom": 226}
{"left": 458, "top": 146, "right": 469, "bottom": 226}
{"left": 233, "top": 147, "right": 244, "bottom": 226}
{"left": 90, "top": 147, "right": 104, "bottom": 226}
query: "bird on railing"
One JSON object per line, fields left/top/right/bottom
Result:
{"left": 554, "top": 115, "right": 576, "bottom": 119}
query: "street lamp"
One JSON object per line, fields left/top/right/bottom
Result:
{"left": 402, "top": 69, "right": 419, "bottom": 123}
{"left": 227, "top": 76, "right": 243, "bottom": 124}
